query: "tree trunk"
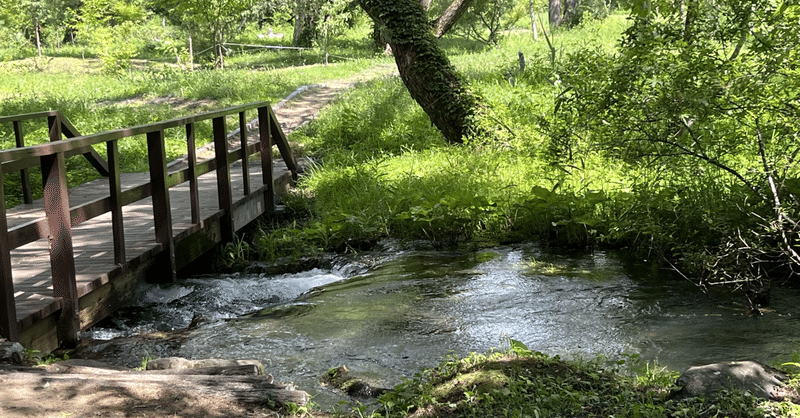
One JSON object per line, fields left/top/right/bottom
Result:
{"left": 360, "top": 0, "right": 479, "bottom": 144}
{"left": 434, "top": 0, "right": 475, "bottom": 38}
{"left": 530, "top": 0, "right": 538, "bottom": 40}
{"left": 563, "top": 0, "right": 579, "bottom": 27}
{"left": 421, "top": 0, "right": 433, "bottom": 11}
{"left": 549, "top": 0, "right": 562, "bottom": 28}
{"left": 34, "top": 17, "right": 42, "bottom": 57}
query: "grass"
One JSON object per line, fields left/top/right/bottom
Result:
{"left": 355, "top": 343, "right": 800, "bottom": 418}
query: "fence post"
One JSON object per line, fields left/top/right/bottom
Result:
{"left": 147, "top": 130, "right": 176, "bottom": 283}
{"left": 239, "top": 111, "right": 251, "bottom": 196}
{"left": 214, "top": 116, "right": 234, "bottom": 242}
{"left": 13, "top": 120, "right": 33, "bottom": 204}
{"left": 107, "top": 140, "right": 126, "bottom": 265}
{"left": 186, "top": 123, "right": 200, "bottom": 224}
{"left": 44, "top": 114, "right": 80, "bottom": 347}
{"left": 0, "top": 169, "right": 19, "bottom": 341}
{"left": 258, "top": 106, "right": 275, "bottom": 212}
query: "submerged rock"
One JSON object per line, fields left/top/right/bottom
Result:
{"left": 672, "top": 360, "right": 786, "bottom": 400}
{"left": 322, "top": 365, "right": 389, "bottom": 398}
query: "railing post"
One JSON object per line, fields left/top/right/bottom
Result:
{"left": 44, "top": 114, "right": 80, "bottom": 347}
{"left": 258, "top": 106, "right": 275, "bottom": 212}
{"left": 214, "top": 116, "right": 234, "bottom": 242}
{"left": 107, "top": 140, "right": 126, "bottom": 265}
{"left": 239, "top": 111, "right": 251, "bottom": 196}
{"left": 13, "top": 120, "right": 33, "bottom": 204}
{"left": 187, "top": 123, "right": 200, "bottom": 224}
{"left": 147, "top": 130, "right": 176, "bottom": 283}
{"left": 0, "top": 169, "right": 19, "bottom": 341}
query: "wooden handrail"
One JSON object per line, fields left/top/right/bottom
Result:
{"left": 0, "top": 101, "right": 298, "bottom": 344}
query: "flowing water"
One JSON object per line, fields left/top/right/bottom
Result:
{"left": 89, "top": 243, "right": 800, "bottom": 407}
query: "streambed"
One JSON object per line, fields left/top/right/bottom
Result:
{"left": 87, "top": 242, "right": 800, "bottom": 408}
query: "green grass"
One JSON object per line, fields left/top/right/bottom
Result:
{"left": 355, "top": 343, "right": 800, "bottom": 418}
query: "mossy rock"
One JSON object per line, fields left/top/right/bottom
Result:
{"left": 322, "top": 365, "right": 389, "bottom": 398}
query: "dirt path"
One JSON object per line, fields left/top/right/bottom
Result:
{"left": 0, "top": 65, "right": 396, "bottom": 418}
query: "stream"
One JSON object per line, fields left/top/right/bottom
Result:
{"left": 87, "top": 242, "right": 800, "bottom": 408}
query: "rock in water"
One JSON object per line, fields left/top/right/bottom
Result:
{"left": 673, "top": 360, "right": 786, "bottom": 400}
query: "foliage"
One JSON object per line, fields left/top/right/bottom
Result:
{"left": 546, "top": 0, "right": 800, "bottom": 297}
{"left": 452, "top": 0, "right": 519, "bottom": 45}
{"left": 148, "top": 0, "right": 256, "bottom": 68}
{"left": 79, "top": 0, "right": 149, "bottom": 73}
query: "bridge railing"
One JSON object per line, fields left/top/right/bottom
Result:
{"left": 0, "top": 111, "right": 110, "bottom": 205}
{"left": 0, "top": 102, "right": 297, "bottom": 343}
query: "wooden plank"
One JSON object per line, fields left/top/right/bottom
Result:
{"left": 267, "top": 106, "right": 298, "bottom": 177}
{"left": 18, "top": 313, "right": 59, "bottom": 354}
{"left": 60, "top": 113, "right": 109, "bottom": 176}
{"left": 0, "top": 102, "right": 271, "bottom": 164}
{"left": 174, "top": 213, "right": 224, "bottom": 270}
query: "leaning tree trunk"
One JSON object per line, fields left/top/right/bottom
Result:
{"left": 434, "top": 0, "right": 475, "bottom": 38}
{"left": 360, "top": 0, "right": 479, "bottom": 144}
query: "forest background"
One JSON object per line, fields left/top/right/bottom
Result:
{"left": 1, "top": 0, "right": 799, "bottom": 312}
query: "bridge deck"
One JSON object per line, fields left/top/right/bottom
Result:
{"left": 6, "top": 158, "right": 287, "bottom": 331}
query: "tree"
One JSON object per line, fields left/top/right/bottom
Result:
{"left": 550, "top": 0, "right": 800, "bottom": 300}
{"left": 434, "top": 0, "right": 475, "bottom": 37}
{"left": 150, "top": 0, "right": 255, "bottom": 68}
{"left": 548, "top": 0, "right": 561, "bottom": 28}
{"left": 80, "top": 0, "right": 148, "bottom": 73}
{"left": 359, "top": 0, "right": 480, "bottom": 144}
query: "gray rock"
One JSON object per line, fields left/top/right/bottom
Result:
{"left": 673, "top": 360, "right": 786, "bottom": 400}
{"left": 146, "top": 357, "right": 265, "bottom": 375}
{"left": 0, "top": 339, "right": 24, "bottom": 365}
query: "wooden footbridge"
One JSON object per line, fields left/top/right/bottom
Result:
{"left": 0, "top": 103, "right": 299, "bottom": 353}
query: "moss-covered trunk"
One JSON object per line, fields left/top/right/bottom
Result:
{"left": 360, "top": 0, "right": 479, "bottom": 144}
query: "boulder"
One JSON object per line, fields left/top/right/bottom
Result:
{"left": 0, "top": 339, "right": 24, "bottom": 365}
{"left": 672, "top": 360, "right": 786, "bottom": 400}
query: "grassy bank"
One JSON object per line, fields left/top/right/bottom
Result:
{"left": 317, "top": 343, "right": 800, "bottom": 418}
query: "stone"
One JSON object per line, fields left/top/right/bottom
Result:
{"left": 672, "top": 360, "right": 786, "bottom": 400}
{"left": 0, "top": 340, "right": 24, "bottom": 365}
{"left": 146, "top": 357, "right": 265, "bottom": 375}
